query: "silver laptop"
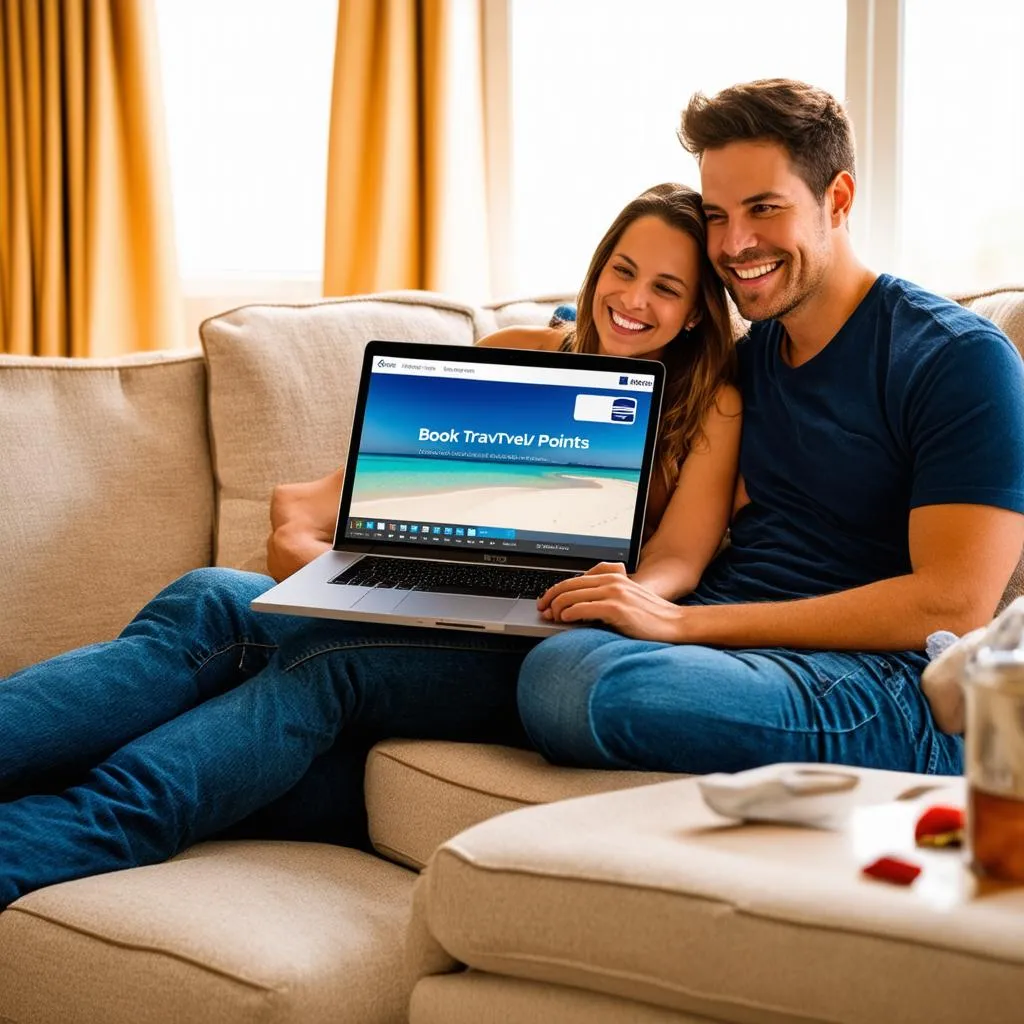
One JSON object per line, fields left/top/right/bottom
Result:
{"left": 252, "top": 340, "right": 665, "bottom": 636}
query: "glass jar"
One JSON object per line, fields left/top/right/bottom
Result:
{"left": 965, "top": 647, "right": 1024, "bottom": 881}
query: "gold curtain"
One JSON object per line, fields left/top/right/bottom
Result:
{"left": 323, "top": 0, "right": 491, "bottom": 299}
{"left": 1, "top": 0, "right": 182, "bottom": 357}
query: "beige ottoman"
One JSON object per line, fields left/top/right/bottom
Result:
{"left": 0, "top": 842, "right": 416, "bottom": 1024}
{"left": 409, "top": 766, "right": 1024, "bottom": 1024}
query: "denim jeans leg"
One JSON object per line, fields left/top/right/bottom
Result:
{"left": 215, "top": 740, "right": 379, "bottom": 848}
{"left": 221, "top": 621, "right": 541, "bottom": 846}
{"left": 0, "top": 620, "right": 536, "bottom": 907}
{"left": 0, "top": 568, "right": 291, "bottom": 794}
{"left": 518, "top": 628, "right": 963, "bottom": 775}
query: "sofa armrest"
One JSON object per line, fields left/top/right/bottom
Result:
{"left": 0, "top": 351, "right": 214, "bottom": 674}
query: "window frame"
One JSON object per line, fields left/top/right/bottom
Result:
{"left": 483, "top": 0, "right": 907, "bottom": 297}
{"left": 845, "top": 0, "right": 904, "bottom": 272}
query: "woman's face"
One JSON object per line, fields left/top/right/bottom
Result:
{"left": 592, "top": 215, "right": 702, "bottom": 360}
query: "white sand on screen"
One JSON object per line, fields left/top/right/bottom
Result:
{"left": 349, "top": 475, "right": 638, "bottom": 537}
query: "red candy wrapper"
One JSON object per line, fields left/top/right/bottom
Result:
{"left": 862, "top": 855, "right": 922, "bottom": 886}
{"left": 914, "top": 804, "right": 965, "bottom": 849}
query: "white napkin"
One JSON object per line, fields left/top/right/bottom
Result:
{"left": 922, "top": 596, "right": 1024, "bottom": 734}
{"left": 698, "top": 765, "right": 861, "bottom": 828}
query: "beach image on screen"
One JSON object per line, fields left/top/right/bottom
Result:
{"left": 348, "top": 371, "right": 652, "bottom": 539}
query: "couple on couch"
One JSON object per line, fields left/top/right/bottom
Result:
{"left": 2, "top": 78, "right": 1023, "bottom": 909}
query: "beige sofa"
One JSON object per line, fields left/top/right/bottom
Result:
{"left": 1, "top": 286, "right": 1022, "bottom": 1023}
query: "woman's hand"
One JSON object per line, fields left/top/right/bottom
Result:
{"left": 537, "top": 562, "right": 685, "bottom": 643}
{"left": 266, "top": 468, "right": 343, "bottom": 581}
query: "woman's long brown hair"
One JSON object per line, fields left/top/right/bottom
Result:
{"left": 567, "top": 183, "right": 735, "bottom": 490}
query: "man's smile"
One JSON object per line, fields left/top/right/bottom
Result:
{"left": 732, "top": 260, "right": 782, "bottom": 280}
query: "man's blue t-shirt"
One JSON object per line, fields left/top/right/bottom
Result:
{"left": 693, "top": 274, "right": 1024, "bottom": 606}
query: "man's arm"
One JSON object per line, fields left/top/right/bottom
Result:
{"left": 266, "top": 468, "right": 343, "bottom": 582}
{"left": 673, "top": 504, "right": 1024, "bottom": 648}
{"left": 541, "top": 503, "right": 1024, "bottom": 648}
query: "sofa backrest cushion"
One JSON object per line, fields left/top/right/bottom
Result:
{"left": 956, "top": 287, "right": 1024, "bottom": 609}
{"left": 200, "top": 293, "right": 481, "bottom": 571}
{"left": 0, "top": 352, "right": 214, "bottom": 674}
{"left": 479, "top": 294, "right": 577, "bottom": 337}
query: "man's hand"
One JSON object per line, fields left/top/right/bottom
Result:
{"left": 538, "top": 562, "right": 684, "bottom": 643}
{"left": 266, "top": 468, "right": 343, "bottom": 581}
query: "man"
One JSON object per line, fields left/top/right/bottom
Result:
{"left": 2, "top": 80, "right": 1020, "bottom": 906}
{"left": 513, "top": 79, "right": 1024, "bottom": 775}
{"left": 275, "top": 79, "right": 1024, "bottom": 776}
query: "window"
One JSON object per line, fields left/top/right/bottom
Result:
{"left": 155, "top": 0, "right": 337, "bottom": 287}
{"left": 154, "top": 2, "right": 1019, "bottom": 304}
{"left": 506, "top": 0, "right": 847, "bottom": 297}
{"left": 899, "top": 0, "right": 1024, "bottom": 293}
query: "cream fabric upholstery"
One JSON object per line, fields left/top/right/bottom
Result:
{"left": 481, "top": 294, "right": 577, "bottom": 335}
{"left": 411, "top": 973, "right": 711, "bottom": 1024}
{"left": 0, "top": 842, "right": 416, "bottom": 1024}
{"left": 410, "top": 768, "right": 1024, "bottom": 1024}
{"left": 0, "top": 351, "right": 213, "bottom": 675}
{"left": 200, "top": 293, "right": 482, "bottom": 572}
{"left": 366, "top": 740, "right": 678, "bottom": 869}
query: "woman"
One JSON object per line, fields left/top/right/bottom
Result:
{"left": 270, "top": 183, "right": 741, "bottom": 605}
{"left": 0, "top": 184, "right": 740, "bottom": 908}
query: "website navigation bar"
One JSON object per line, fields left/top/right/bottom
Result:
{"left": 370, "top": 355, "right": 655, "bottom": 391}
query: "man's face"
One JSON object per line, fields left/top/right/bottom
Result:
{"left": 699, "top": 141, "right": 833, "bottom": 322}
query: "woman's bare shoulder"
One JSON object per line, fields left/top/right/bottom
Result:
{"left": 688, "top": 382, "right": 742, "bottom": 455}
{"left": 476, "top": 326, "right": 566, "bottom": 351}
{"left": 711, "top": 381, "right": 743, "bottom": 418}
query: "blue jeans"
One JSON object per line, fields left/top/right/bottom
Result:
{"left": 517, "top": 628, "right": 963, "bottom": 776}
{"left": 0, "top": 569, "right": 961, "bottom": 907}
{"left": 0, "top": 569, "right": 535, "bottom": 907}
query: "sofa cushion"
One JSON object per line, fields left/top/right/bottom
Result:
{"left": 200, "top": 293, "right": 482, "bottom": 571}
{"left": 0, "top": 351, "right": 214, "bottom": 675}
{"left": 410, "top": 767, "right": 1023, "bottom": 1024}
{"left": 365, "top": 739, "right": 678, "bottom": 869}
{"left": 0, "top": 841, "right": 416, "bottom": 1024}
{"left": 412, "top": 972, "right": 707, "bottom": 1024}
{"left": 478, "top": 294, "right": 576, "bottom": 338}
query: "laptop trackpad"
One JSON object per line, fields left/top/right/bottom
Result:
{"left": 350, "top": 588, "right": 408, "bottom": 614}
{"left": 394, "top": 591, "right": 515, "bottom": 621}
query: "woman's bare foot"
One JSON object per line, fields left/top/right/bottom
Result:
{"left": 266, "top": 468, "right": 344, "bottom": 581}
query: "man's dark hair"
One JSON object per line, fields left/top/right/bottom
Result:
{"left": 678, "top": 79, "right": 856, "bottom": 201}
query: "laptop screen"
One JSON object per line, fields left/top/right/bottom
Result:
{"left": 338, "top": 344, "right": 661, "bottom": 566}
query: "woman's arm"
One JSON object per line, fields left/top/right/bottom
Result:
{"left": 266, "top": 468, "right": 343, "bottom": 582}
{"left": 631, "top": 383, "right": 743, "bottom": 600}
{"left": 475, "top": 325, "right": 566, "bottom": 350}
{"left": 536, "top": 383, "right": 743, "bottom": 636}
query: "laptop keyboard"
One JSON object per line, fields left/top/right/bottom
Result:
{"left": 329, "top": 556, "right": 578, "bottom": 599}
